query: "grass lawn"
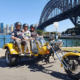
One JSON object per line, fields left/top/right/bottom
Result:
{"left": 61, "top": 47, "right": 80, "bottom": 52}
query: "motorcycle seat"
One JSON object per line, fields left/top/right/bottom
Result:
{"left": 30, "top": 40, "right": 39, "bottom": 54}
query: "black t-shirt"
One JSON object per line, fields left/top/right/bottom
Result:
{"left": 12, "top": 29, "right": 23, "bottom": 40}
{"left": 30, "top": 30, "right": 37, "bottom": 38}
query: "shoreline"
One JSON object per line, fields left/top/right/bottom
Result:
{"left": 44, "top": 36, "right": 80, "bottom": 39}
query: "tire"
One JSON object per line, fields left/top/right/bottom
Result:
{"left": 64, "top": 56, "right": 80, "bottom": 79}
{"left": 5, "top": 49, "right": 18, "bottom": 66}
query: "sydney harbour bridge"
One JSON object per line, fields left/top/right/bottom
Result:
{"left": 37, "top": 0, "right": 80, "bottom": 30}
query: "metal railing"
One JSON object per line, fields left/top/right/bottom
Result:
{"left": 44, "top": 37, "right": 80, "bottom": 47}
{"left": 0, "top": 37, "right": 80, "bottom": 48}
{"left": 0, "top": 37, "right": 11, "bottom": 48}
{"left": 62, "top": 39, "right": 80, "bottom": 47}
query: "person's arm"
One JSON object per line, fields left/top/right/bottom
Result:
{"left": 30, "top": 37, "right": 35, "bottom": 40}
{"left": 22, "top": 30, "right": 24, "bottom": 33}
{"left": 11, "top": 31, "right": 21, "bottom": 41}
{"left": 23, "top": 37, "right": 30, "bottom": 41}
{"left": 11, "top": 36, "right": 21, "bottom": 41}
{"left": 29, "top": 31, "right": 35, "bottom": 40}
{"left": 37, "top": 34, "right": 39, "bottom": 37}
{"left": 37, "top": 34, "right": 43, "bottom": 38}
{"left": 22, "top": 32, "right": 30, "bottom": 41}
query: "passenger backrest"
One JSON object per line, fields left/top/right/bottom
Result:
{"left": 30, "top": 40, "right": 39, "bottom": 54}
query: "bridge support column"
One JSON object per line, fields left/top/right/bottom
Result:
{"left": 68, "top": 8, "right": 80, "bottom": 27}
{"left": 78, "top": 0, "right": 80, "bottom": 4}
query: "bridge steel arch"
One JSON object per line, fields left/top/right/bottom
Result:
{"left": 37, "top": 0, "right": 80, "bottom": 30}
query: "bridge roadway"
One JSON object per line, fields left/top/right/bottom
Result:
{"left": 0, "top": 49, "right": 75, "bottom": 80}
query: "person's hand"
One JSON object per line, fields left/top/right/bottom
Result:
{"left": 31, "top": 38, "right": 35, "bottom": 40}
{"left": 22, "top": 30, "right": 24, "bottom": 33}
{"left": 27, "top": 40, "right": 30, "bottom": 42}
{"left": 40, "top": 36, "right": 43, "bottom": 38}
{"left": 17, "top": 38, "right": 21, "bottom": 41}
{"left": 32, "top": 33, "right": 35, "bottom": 35}
{"left": 41, "top": 36, "right": 43, "bottom": 38}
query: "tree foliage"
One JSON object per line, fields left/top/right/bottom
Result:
{"left": 36, "top": 30, "right": 44, "bottom": 35}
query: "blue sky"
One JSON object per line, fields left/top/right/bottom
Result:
{"left": 0, "top": 0, "right": 74, "bottom": 32}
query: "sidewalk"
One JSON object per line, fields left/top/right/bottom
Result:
{"left": 0, "top": 48, "right": 6, "bottom": 59}
{"left": 62, "top": 47, "right": 80, "bottom": 48}
{"left": 61, "top": 47, "right": 80, "bottom": 52}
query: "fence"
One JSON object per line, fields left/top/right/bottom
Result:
{"left": 0, "top": 37, "right": 80, "bottom": 48}
{"left": 0, "top": 37, "right": 11, "bottom": 48}
{"left": 44, "top": 37, "right": 80, "bottom": 47}
{"left": 62, "top": 39, "right": 80, "bottom": 47}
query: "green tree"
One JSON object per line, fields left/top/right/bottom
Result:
{"left": 36, "top": 30, "right": 44, "bottom": 35}
{"left": 68, "top": 30, "right": 71, "bottom": 34}
{"left": 53, "top": 32, "right": 56, "bottom": 34}
{"left": 75, "top": 26, "right": 80, "bottom": 28}
{"left": 44, "top": 32, "right": 49, "bottom": 35}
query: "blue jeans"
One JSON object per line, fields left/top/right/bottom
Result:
{"left": 36, "top": 37, "right": 46, "bottom": 46}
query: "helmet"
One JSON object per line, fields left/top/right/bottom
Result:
{"left": 15, "top": 22, "right": 22, "bottom": 28}
{"left": 30, "top": 24, "right": 35, "bottom": 29}
{"left": 23, "top": 23, "right": 29, "bottom": 29}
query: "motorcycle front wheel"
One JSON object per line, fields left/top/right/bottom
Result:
{"left": 64, "top": 56, "right": 80, "bottom": 79}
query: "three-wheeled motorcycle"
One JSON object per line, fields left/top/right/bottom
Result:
{"left": 3, "top": 37, "right": 80, "bottom": 79}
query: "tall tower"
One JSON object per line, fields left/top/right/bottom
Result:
{"left": 9, "top": 27, "right": 11, "bottom": 33}
{"left": 11, "top": 24, "right": 13, "bottom": 32}
{"left": 1, "top": 23, "right": 4, "bottom": 33}
{"left": 0, "top": 24, "right": 1, "bottom": 33}
{"left": 4, "top": 26, "right": 6, "bottom": 34}
{"left": 6, "top": 24, "right": 9, "bottom": 34}
{"left": 36, "top": 23, "right": 38, "bottom": 28}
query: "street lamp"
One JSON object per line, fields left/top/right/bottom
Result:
{"left": 54, "top": 22, "right": 59, "bottom": 40}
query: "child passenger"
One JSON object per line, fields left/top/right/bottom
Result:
{"left": 22, "top": 23, "right": 31, "bottom": 54}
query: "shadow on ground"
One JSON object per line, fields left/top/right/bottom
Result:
{"left": 0, "top": 56, "right": 5, "bottom": 59}
{"left": 0, "top": 59, "right": 74, "bottom": 80}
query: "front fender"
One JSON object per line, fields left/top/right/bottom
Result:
{"left": 61, "top": 52, "right": 80, "bottom": 67}
{"left": 3, "top": 43, "right": 19, "bottom": 55}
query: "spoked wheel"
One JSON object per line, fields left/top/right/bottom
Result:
{"left": 64, "top": 56, "right": 80, "bottom": 79}
{"left": 5, "top": 49, "right": 18, "bottom": 66}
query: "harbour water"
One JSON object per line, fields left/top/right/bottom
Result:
{"left": 0, "top": 35, "right": 80, "bottom": 48}
{"left": 0, "top": 35, "right": 11, "bottom": 48}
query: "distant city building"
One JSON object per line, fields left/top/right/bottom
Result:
{"left": 0, "top": 25, "right": 1, "bottom": 33}
{"left": 35, "top": 23, "right": 38, "bottom": 28}
{"left": 0, "top": 28, "right": 1, "bottom": 33}
{"left": 6, "top": 24, "right": 9, "bottom": 34}
{"left": 11, "top": 24, "right": 13, "bottom": 32}
{"left": 9, "top": 24, "right": 13, "bottom": 33}
{"left": 9, "top": 27, "right": 11, "bottom": 33}
{"left": 4, "top": 27, "right": 7, "bottom": 34}
{"left": 3, "top": 26, "right": 5, "bottom": 33}
{"left": 13, "top": 25, "right": 15, "bottom": 30}
{"left": 0, "top": 23, "right": 4, "bottom": 33}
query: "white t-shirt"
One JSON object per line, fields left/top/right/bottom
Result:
{"left": 22, "top": 30, "right": 31, "bottom": 39}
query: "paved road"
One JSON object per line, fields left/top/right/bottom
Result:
{"left": 0, "top": 49, "right": 75, "bottom": 80}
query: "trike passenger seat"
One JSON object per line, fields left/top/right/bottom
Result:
{"left": 30, "top": 40, "right": 39, "bottom": 54}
